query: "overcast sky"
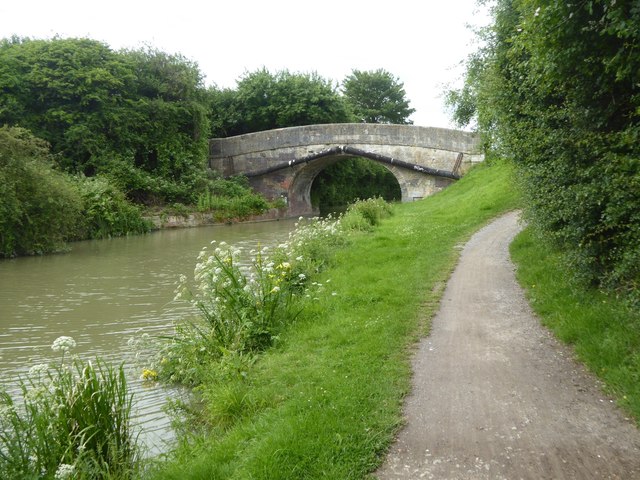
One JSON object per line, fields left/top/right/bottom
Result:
{"left": 0, "top": 0, "right": 489, "bottom": 129}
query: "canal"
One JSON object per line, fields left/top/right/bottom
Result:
{"left": 0, "top": 218, "right": 298, "bottom": 455}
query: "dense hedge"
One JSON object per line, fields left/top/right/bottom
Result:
{"left": 448, "top": 0, "right": 640, "bottom": 303}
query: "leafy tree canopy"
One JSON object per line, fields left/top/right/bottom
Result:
{"left": 342, "top": 68, "right": 415, "bottom": 124}
{"left": 210, "top": 69, "right": 351, "bottom": 137}
{"left": 0, "top": 37, "right": 210, "bottom": 203}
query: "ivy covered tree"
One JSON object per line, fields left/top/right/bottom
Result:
{"left": 342, "top": 68, "right": 415, "bottom": 124}
{"left": 448, "top": 0, "right": 640, "bottom": 302}
{"left": 0, "top": 37, "right": 133, "bottom": 172}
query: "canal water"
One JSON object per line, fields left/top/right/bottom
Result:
{"left": 0, "top": 218, "right": 298, "bottom": 455}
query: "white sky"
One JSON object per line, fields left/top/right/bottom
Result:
{"left": 0, "top": 0, "right": 488, "bottom": 129}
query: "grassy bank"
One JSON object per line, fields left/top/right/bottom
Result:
{"left": 151, "top": 159, "right": 519, "bottom": 479}
{"left": 511, "top": 230, "right": 640, "bottom": 420}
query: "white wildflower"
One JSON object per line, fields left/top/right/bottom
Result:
{"left": 0, "top": 404, "right": 16, "bottom": 421}
{"left": 51, "top": 336, "right": 76, "bottom": 353}
{"left": 54, "top": 463, "right": 75, "bottom": 480}
{"left": 25, "top": 385, "right": 48, "bottom": 401}
{"left": 28, "top": 363, "right": 49, "bottom": 378}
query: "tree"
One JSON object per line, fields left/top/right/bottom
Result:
{"left": 0, "top": 37, "right": 133, "bottom": 172}
{"left": 0, "top": 38, "right": 212, "bottom": 203}
{"left": 342, "top": 69, "right": 415, "bottom": 124}
{"left": 215, "top": 69, "right": 351, "bottom": 136}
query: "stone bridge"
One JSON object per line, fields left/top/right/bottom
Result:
{"left": 209, "top": 124, "right": 483, "bottom": 216}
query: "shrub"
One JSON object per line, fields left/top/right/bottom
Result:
{"left": 159, "top": 214, "right": 349, "bottom": 386}
{"left": 341, "top": 197, "right": 393, "bottom": 231}
{"left": 196, "top": 191, "right": 269, "bottom": 220}
{"left": 161, "top": 242, "right": 302, "bottom": 385}
{"left": 448, "top": 0, "right": 640, "bottom": 305}
{"left": 75, "top": 176, "right": 152, "bottom": 239}
{"left": 0, "top": 126, "right": 83, "bottom": 257}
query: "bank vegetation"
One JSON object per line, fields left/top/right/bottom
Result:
{"left": 0, "top": 37, "right": 415, "bottom": 257}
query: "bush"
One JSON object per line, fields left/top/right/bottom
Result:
{"left": 161, "top": 243, "right": 302, "bottom": 385}
{"left": 341, "top": 197, "right": 393, "bottom": 231}
{"left": 75, "top": 176, "right": 152, "bottom": 239}
{"left": 448, "top": 0, "right": 640, "bottom": 305}
{"left": 196, "top": 191, "right": 269, "bottom": 220}
{"left": 157, "top": 215, "right": 348, "bottom": 386}
{"left": 0, "top": 126, "right": 83, "bottom": 257}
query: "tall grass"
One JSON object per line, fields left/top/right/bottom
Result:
{"left": 0, "top": 337, "right": 140, "bottom": 479}
{"left": 149, "top": 160, "right": 520, "bottom": 479}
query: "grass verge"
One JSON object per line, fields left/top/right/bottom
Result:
{"left": 510, "top": 229, "right": 640, "bottom": 420}
{"left": 150, "top": 160, "right": 520, "bottom": 479}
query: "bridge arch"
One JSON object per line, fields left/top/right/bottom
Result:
{"left": 209, "top": 124, "right": 483, "bottom": 216}
{"left": 292, "top": 148, "right": 419, "bottom": 212}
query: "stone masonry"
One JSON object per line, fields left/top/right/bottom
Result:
{"left": 209, "top": 124, "right": 483, "bottom": 216}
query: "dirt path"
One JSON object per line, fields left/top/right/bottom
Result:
{"left": 376, "top": 211, "right": 640, "bottom": 479}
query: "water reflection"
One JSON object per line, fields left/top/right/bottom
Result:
{"left": 0, "top": 219, "right": 297, "bottom": 455}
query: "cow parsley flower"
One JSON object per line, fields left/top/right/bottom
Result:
{"left": 28, "top": 363, "right": 49, "bottom": 378}
{"left": 51, "top": 336, "right": 76, "bottom": 353}
{"left": 54, "top": 463, "right": 75, "bottom": 480}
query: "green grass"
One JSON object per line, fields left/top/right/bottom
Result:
{"left": 511, "top": 228, "right": 640, "bottom": 420}
{"left": 150, "top": 159, "right": 521, "bottom": 479}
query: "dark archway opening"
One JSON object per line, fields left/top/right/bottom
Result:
{"left": 310, "top": 157, "right": 402, "bottom": 215}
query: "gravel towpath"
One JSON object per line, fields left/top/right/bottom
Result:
{"left": 376, "top": 211, "right": 640, "bottom": 479}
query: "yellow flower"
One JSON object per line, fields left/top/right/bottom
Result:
{"left": 141, "top": 369, "right": 158, "bottom": 381}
